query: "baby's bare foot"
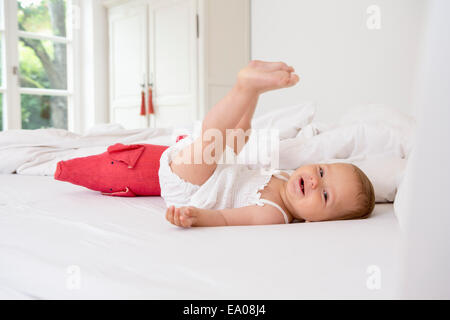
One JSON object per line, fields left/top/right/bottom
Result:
{"left": 237, "top": 60, "right": 300, "bottom": 94}
{"left": 249, "top": 60, "right": 295, "bottom": 73}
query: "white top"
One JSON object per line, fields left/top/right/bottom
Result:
{"left": 258, "top": 174, "right": 290, "bottom": 224}
{"left": 188, "top": 162, "right": 291, "bottom": 224}
{"left": 159, "top": 137, "right": 292, "bottom": 224}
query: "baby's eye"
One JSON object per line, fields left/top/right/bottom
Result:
{"left": 319, "top": 167, "right": 324, "bottom": 177}
{"left": 323, "top": 190, "right": 328, "bottom": 202}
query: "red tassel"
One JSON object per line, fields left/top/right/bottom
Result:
{"left": 140, "top": 90, "right": 146, "bottom": 116}
{"left": 148, "top": 87, "right": 154, "bottom": 114}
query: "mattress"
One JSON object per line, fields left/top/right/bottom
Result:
{"left": 0, "top": 174, "right": 400, "bottom": 299}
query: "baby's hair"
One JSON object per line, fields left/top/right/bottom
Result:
{"left": 339, "top": 164, "right": 375, "bottom": 220}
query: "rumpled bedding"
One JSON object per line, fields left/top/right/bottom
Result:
{"left": 0, "top": 125, "right": 175, "bottom": 176}
{"left": 246, "top": 104, "right": 415, "bottom": 202}
{"left": 0, "top": 103, "right": 415, "bottom": 203}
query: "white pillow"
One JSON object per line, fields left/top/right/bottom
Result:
{"left": 352, "top": 155, "right": 407, "bottom": 203}
{"left": 251, "top": 102, "right": 316, "bottom": 140}
{"left": 339, "top": 104, "right": 416, "bottom": 158}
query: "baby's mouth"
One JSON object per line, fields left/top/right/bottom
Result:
{"left": 299, "top": 177, "right": 305, "bottom": 195}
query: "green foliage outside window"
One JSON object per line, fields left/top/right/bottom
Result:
{"left": 18, "top": 0, "right": 67, "bottom": 130}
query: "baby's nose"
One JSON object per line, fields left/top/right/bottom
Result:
{"left": 309, "top": 175, "right": 319, "bottom": 189}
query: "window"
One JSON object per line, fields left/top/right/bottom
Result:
{"left": 0, "top": 0, "right": 79, "bottom": 132}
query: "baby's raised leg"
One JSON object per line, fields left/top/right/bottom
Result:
{"left": 170, "top": 61, "right": 299, "bottom": 186}
{"left": 170, "top": 85, "right": 258, "bottom": 185}
{"left": 227, "top": 61, "right": 297, "bottom": 154}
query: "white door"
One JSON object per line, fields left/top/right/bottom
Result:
{"left": 148, "top": 0, "right": 198, "bottom": 128}
{"left": 109, "top": 3, "right": 149, "bottom": 129}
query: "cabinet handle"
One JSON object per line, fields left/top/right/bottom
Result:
{"left": 148, "top": 86, "right": 154, "bottom": 114}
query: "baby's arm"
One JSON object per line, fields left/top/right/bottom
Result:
{"left": 166, "top": 205, "right": 285, "bottom": 228}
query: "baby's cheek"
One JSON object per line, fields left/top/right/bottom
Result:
{"left": 306, "top": 205, "right": 329, "bottom": 222}
{"left": 288, "top": 200, "right": 302, "bottom": 219}
{"left": 294, "top": 201, "right": 315, "bottom": 221}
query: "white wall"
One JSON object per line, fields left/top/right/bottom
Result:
{"left": 251, "top": 0, "right": 428, "bottom": 123}
{"left": 395, "top": 0, "right": 450, "bottom": 299}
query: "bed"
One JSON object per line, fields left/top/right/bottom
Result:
{"left": 0, "top": 106, "right": 410, "bottom": 299}
{"left": 0, "top": 173, "right": 400, "bottom": 299}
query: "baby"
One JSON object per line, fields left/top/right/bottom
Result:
{"left": 159, "top": 60, "right": 375, "bottom": 227}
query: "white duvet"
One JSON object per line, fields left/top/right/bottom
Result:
{"left": 0, "top": 104, "right": 415, "bottom": 203}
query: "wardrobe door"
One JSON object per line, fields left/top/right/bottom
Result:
{"left": 148, "top": 0, "right": 198, "bottom": 128}
{"left": 109, "top": 3, "right": 149, "bottom": 129}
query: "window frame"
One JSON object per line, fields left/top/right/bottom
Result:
{"left": 0, "top": 0, "right": 81, "bottom": 132}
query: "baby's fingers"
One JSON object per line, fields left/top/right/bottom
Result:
{"left": 166, "top": 206, "right": 175, "bottom": 223}
{"left": 174, "top": 208, "right": 182, "bottom": 226}
{"left": 166, "top": 206, "right": 196, "bottom": 228}
{"left": 179, "top": 207, "right": 196, "bottom": 228}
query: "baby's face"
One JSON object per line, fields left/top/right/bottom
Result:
{"left": 284, "top": 163, "right": 359, "bottom": 222}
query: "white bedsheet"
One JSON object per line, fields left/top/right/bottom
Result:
{"left": 0, "top": 174, "right": 400, "bottom": 299}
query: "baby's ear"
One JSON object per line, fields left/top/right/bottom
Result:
{"left": 107, "top": 143, "right": 145, "bottom": 168}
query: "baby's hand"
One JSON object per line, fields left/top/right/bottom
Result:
{"left": 166, "top": 205, "right": 199, "bottom": 228}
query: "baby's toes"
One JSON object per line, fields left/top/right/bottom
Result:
{"left": 248, "top": 60, "right": 262, "bottom": 68}
{"left": 272, "top": 70, "right": 291, "bottom": 86}
{"left": 251, "top": 60, "right": 289, "bottom": 72}
{"left": 277, "top": 71, "right": 299, "bottom": 87}
{"left": 289, "top": 73, "right": 300, "bottom": 86}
